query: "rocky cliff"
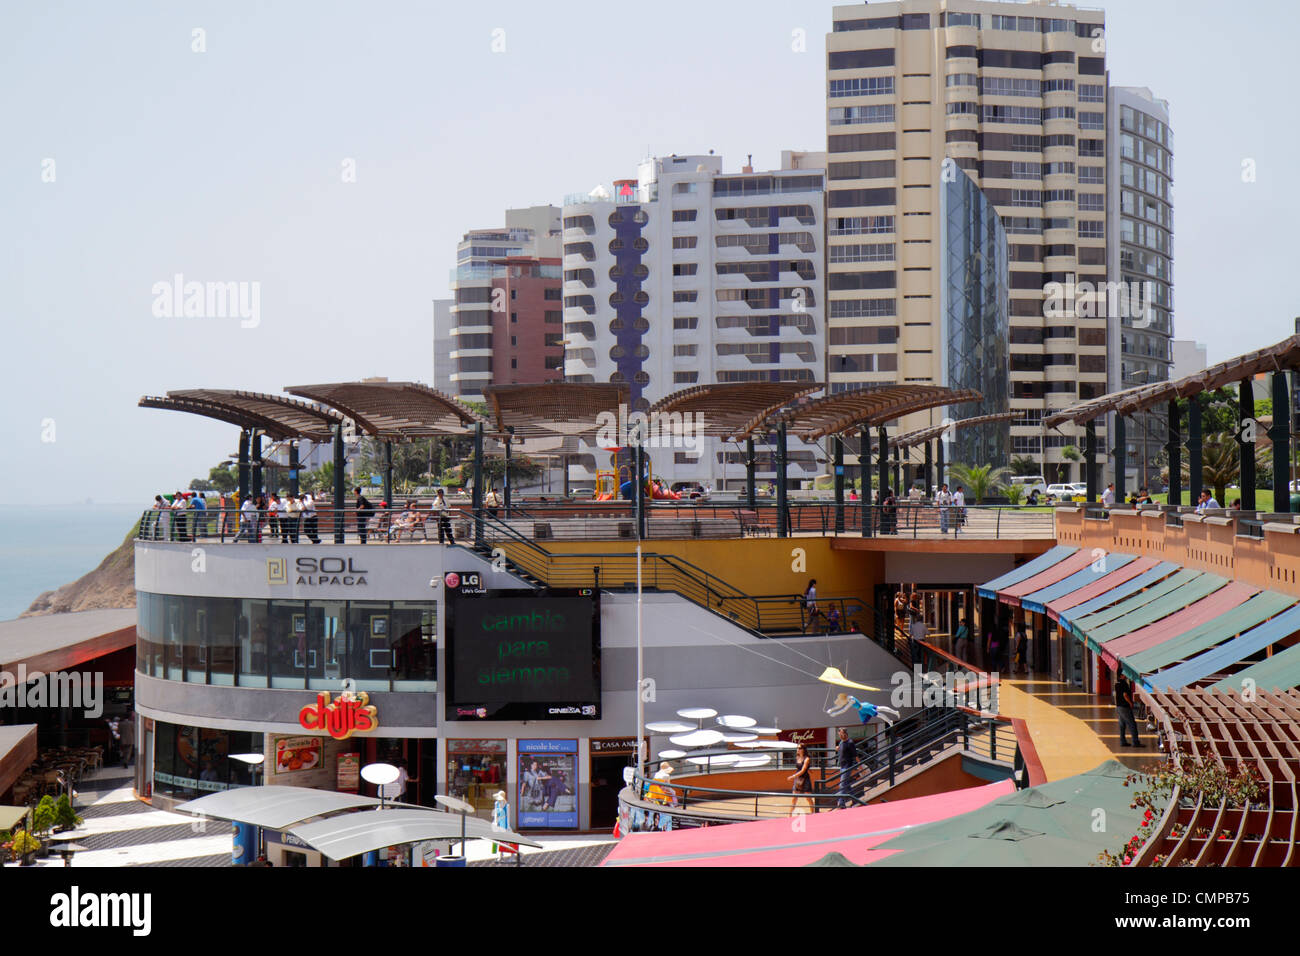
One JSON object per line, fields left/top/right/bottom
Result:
{"left": 22, "top": 523, "right": 138, "bottom": 617}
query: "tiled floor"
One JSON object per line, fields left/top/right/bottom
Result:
{"left": 999, "top": 673, "right": 1164, "bottom": 780}
{"left": 5, "top": 763, "right": 235, "bottom": 868}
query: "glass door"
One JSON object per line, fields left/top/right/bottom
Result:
{"left": 308, "top": 602, "right": 346, "bottom": 689}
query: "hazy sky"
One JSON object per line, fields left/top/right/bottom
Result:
{"left": 4, "top": 0, "right": 1297, "bottom": 504}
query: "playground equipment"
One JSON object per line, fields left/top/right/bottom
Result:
{"left": 599, "top": 447, "right": 681, "bottom": 501}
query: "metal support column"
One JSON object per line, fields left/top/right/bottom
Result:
{"left": 936, "top": 436, "right": 945, "bottom": 492}
{"left": 1166, "top": 400, "right": 1182, "bottom": 507}
{"left": 1188, "top": 398, "right": 1203, "bottom": 505}
{"left": 251, "top": 431, "right": 263, "bottom": 500}
{"left": 745, "top": 437, "right": 756, "bottom": 511}
{"left": 504, "top": 429, "right": 513, "bottom": 518}
{"left": 1084, "top": 419, "right": 1097, "bottom": 503}
{"left": 1273, "top": 371, "right": 1292, "bottom": 513}
{"left": 833, "top": 436, "right": 845, "bottom": 533}
{"left": 924, "top": 441, "right": 933, "bottom": 498}
{"left": 332, "top": 424, "right": 345, "bottom": 543}
{"left": 776, "top": 423, "right": 789, "bottom": 538}
{"left": 861, "top": 427, "right": 872, "bottom": 538}
{"left": 237, "top": 429, "right": 250, "bottom": 501}
{"left": 634, "top": 443, "right": 646, "bottom": 540}
{"left": 878, "top": 426, "right": 889, "bottom": 534}
{"left": 383, "top": 441, "right": 393, "bottom": 508}
{"left": 1239, "top": 378, "right": 1256, "bottom": 511}
{"left": 1113, "top": 415, "right": 1126, "bottom": 502}
{"left": 288, "top": 441, "right": 299, "bottom": 497}
{"left": 472, "top": 421, "right": 484, "bottom": 548}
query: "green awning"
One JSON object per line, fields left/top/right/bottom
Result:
{"left": 1123, "top": 592, "right": 1296, "bottom": 679}
{"left": 1083, "top": 573, "right": 1228, "bottom": 651}
{"left": 1070, "top": 569, "right": 1203, "bottom": 636}
{"left": 1211, "top": 642, "right": 1300, "bottom": 694}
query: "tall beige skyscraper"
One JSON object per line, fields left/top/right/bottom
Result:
{"left": 826, "top": 1, "right": 1109, "bottom": 483}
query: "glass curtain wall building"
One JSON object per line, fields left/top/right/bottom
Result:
{"left": 941, "top": 169, "right": 1010, "bottom": 470}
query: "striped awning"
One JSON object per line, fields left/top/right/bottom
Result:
{"left": 1020, "top": 554, "right": 1136, "bottom": 616}
{"left": 1211, "top": 641, "right": 1300, "bottom": 695}
{"left": 976, "top": 546, "right": 1077, "bottom": 600}
{"left": 1147, "top": 604, "right": 1300, "bottom": 692}
{"left": 1068, "top": 568, "right": 1205, "bottom": 638}
{"left": 1080, "top": 573, "right": 1228, "bottom": 650}
{"left": 997, "top": 549, "right": 1100, "bottom": 606}
{"left": 1124, "top": 591, "right": 1297, "bottom": 679}
{"left": 1046, "top": 557, "right": 1160, "bottom": 621}
{"left": 1098, "top": 581, "right": 1258, "bottom": 671}
{"left": 1056, "top": 561, "right": 1181, "bottom": 629}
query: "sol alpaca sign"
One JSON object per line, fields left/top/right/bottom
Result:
{"left": 298, "top": 690, "right": 378, "bottom": 740}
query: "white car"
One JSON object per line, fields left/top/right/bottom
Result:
{"left": 1008, "top": 475, "right": 1048, "bottom": 495}
{"left": 1046, "top": 484, "right": 1084, "bottom": 501}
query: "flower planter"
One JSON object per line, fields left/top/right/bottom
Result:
{"left": 20, "top": 852, "right": 36, "bottom": 866}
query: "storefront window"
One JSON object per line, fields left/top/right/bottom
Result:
{"left": 347, "top": 602, "right": 395, "bottom": 692}
{"left": 518, "top": 740, "right": 578, "bottom": 829}
{"left": 238, "top": 598, "right": 269, "bottom": 688}
{"left": 446, "top": 739, "right": 507, "bottom": 818}
{"left": 152, "top": 719, "right": 263, "bottom": 800}
{"left": 391, "top": 602, "right": 436, "bottom": 689}
{"left": 207, "top": 597, "right": 239, "bottom": 686}
{"left": 270, "top": 600, "right": 307, "bottom": 688}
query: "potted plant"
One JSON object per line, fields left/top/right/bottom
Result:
{"left": 54, "top": 794, "right": 83, "bottom": 833}
{"left": 10, "top": 830, "right": 40, "bottom": 866}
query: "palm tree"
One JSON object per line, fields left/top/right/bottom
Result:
{"left": 948, "top": 463, "right": 1012, "bottom": 504}
{"left": 1182, "top": 432, "right": 1241, "bottom": 504}
{"left": 1010, "top": 455, "right": 1038, "bottom": 476}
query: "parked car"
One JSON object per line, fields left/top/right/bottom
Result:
{"left": 670, "top": 481, "right": 710, "bottom": 500}
{"left": 1008, "top": 475, "right": 1048, "bottom": 495}
{"left": 1046, "top": 483, "right": 1085, "bottom": 501}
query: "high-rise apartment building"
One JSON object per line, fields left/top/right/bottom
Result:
{"left": 432, "top": 298, "right": 454, "bottom": 393}
{"left": 562, "top": 152, "right": 826, "bottom": 489}
{"left": 1107, "top": 86, "right": 1173, "bottom": 487}
{"left": 447, "top": 206, "right": 565, "bottom": 401}
{"left": 826, "top": 1, "right": 1109, "bottom": 481}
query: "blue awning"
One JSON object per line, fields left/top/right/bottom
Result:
{"left": 1057, "top": 561, "right": 1181, "bottom": 631}
{"left": 976, "top": 546, "right": 1077, "bottom": 600}
{"left": 1145, "top": 603, "right": 1300, "bottom": 692}
{"left": 1020, "top": 554, "right": 1135, "bottom": 616}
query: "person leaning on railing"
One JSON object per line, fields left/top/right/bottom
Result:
{"left": 646, "top": 762, "right": 678, "bottom": 806}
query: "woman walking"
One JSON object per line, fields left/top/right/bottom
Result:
{"left": 788, "top": 744, "right": 815, "bottom": 816}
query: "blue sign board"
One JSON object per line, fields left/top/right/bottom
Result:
{"left": 517, "top": 739, "right": 579, "bottom": 828}
{"left": 370, "top": 475, "right": 383, "bottom": 486}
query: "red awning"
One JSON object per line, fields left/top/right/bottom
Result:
{"left": 1045, "top": 556, "right": 1160, "bottom": 621}
{"left": 1100, "top": 581, "right": 1260, "bottom": 670}
{"left": 998, "top": 550, "right": 1098, "bottom": 606}
{"left": 601, "top": 781, "right": 1013, "bottom": 868}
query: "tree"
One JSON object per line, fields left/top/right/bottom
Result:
{"left": 191, "top": 463, "right": 237, "bottom": 494}
{"left": 1182, "top": 432, "right": 1240, "bottom": 504}
{"left": 948, "top": 463, "right": 1011, "bottom": 504}
{"left": 1010, "top": 455, "right": 1038, "bottom": 476}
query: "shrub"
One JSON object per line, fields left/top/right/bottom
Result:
{"left": 9, "top": 830, "right": 40, "bottom": 859}
{"left": 55, "top": 794, "right": 82, "bottom": 831}
{"left": 32, "top": 795, "right": 57, "bottom": 835}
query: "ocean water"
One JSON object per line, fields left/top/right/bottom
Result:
{"left": 0, "top": 503, "right": 146, "bottom": 622}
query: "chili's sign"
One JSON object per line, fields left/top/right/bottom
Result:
{"left": 298, "top": 690, "right": 378, "bottom": 740}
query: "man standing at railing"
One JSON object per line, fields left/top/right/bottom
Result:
{"left": 1114, "top": 672, "right": 1141, "bottom": 747}
{"left": 952, "top": 486, "right": 966, "bottom": 536}
{"left": 936, "top": 483, "right": 952, "bottom": 534}
{"left": 835, "top": 727, "right": 857, "bottom": 809}
{"left": 433, "top": 488, "right": 456, "bottom": 546}
{"left": 354, "top": 487, "right": 375, "bottom": 543}
{"left": 302, "top": 492, "right": 320, "bottom": 544}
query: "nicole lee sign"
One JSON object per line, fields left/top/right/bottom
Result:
{"left": 298, "top": 690, "right": 378, "bottom": 740}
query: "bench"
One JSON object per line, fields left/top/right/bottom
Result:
{"left": 734, "top": 509, "right": 771, "bottom": 537}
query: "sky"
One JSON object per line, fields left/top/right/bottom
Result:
{"left": 3, "top": 0, "right": 1298, "bottom": 505}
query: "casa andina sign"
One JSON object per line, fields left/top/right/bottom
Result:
{"left": 298, "top": 690, "right": 378, "bottom": 740}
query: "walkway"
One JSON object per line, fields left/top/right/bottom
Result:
{"left": 8, "top": 763, "right": 233, "bottom": 868}
{"left": 999, "top": 673, "right": 1163, "bottom": 780}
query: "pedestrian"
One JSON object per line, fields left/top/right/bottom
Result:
{"left": 802, "top": 579, "right": 819, "bottom": 633}
{"left": 492, "top": 790, "right": 517, "bottom": 862}
{"left": 191, "top": 492, "right": 207, "bottom": 538}
{"left": 301, "top": 491, "right": 320, "bottom": 544}
{"left": 908, "top": 594, "right": 927, "bottom": 665}
{"left": 267, "top": 493, "right": 282, "bottom": 542}
{"left": 824, "top": 604, "right": 841, "bottom": 633}
{"left": 954, "top": 616, "right": 972, "bottom": 662}
{"left": 433, "top": 489, "right": 456, "bottom": 545}
{"left": 952, "top": 486, "right": 967, "bottom": 535}
{"left": 835, "top": 727, "right": 857, "bottom": 809}
{"left": 149, "top": 495, "right": 166, "bottom": 540}
{"left": 119, "top": 712, "right": 135, "bottom": 768}
{"left": 381, "top": 759, "right": 409, "bottom": 803}
{"left": 171, "top": 491, "right": 189, "bottom": 542}
{"left": 106, "top": 716, "right": 121, "bottom": 765}
{"left": 355, "top": 488, "right": 375, "bottom": 543}
{"left": 1114, "top": 672, "right": 1141, "bottom": 747}
{"left": 1013, "top": 621, "right": 1029, "bottom": 674}
{"left": 986, "top": 627, "right": 1002, "bottom": 673}
{"left": 485, "top": 485, "right": 502, "bottom": 519}
{"left": 936, "top": 482, "right": 952, "bottom": 534}
{"left": 1101, "top": 482, "right": 1115, "bottom": 508}
{"left": 239, "top": 493, "right": 259, "bottom": 542}
{"left": 284, "top": 493, "right": 301, "bottom": 543}
{"left": 882, "top": 486, "right": 897, "bottom": 535}
{"left": 787, "top": 744, "right": 814, "bottom": 816}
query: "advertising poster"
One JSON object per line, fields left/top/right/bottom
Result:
{"left": 517, "top": 739, "right": 578, "bottom": 828}
{"left": 275, "top": 736, "right": 323, "bottom": 774}
{"left": 337, "top": 752, "right": 361, "bottom": 793}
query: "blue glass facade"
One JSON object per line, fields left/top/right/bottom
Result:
{"left": 941, "top": 170, "right": 1010, "bottom": 469}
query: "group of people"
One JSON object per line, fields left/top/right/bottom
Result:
{"left": 237, "top": 492, "right": 322, "bottom": 543}
{"left": 872, "top": 484, "right": 968, "bottom": 536}
{"left": 893, "top": 587, "right": 931, "bottom": 664}
{"left": 801, "top": 579, "right": 858, "bottom": 635}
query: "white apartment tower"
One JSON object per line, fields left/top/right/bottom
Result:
{"left": 562, "top": 153, "right": 827, "bottom": 490}
{"left": 826, "top": 0, "right": 1110, "bottom": 482}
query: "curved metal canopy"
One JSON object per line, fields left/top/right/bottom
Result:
{"left": 141, "top": 390, "right": 343, "bottom": 441}
{"left": 894, "top": 412, "right": 1018, "bottom": 450}
{"left": 740, "top": 385, "right": 983, "bottom": 442}
{"left": 288, "top": 808, "right": 540, "bottom": 860}
{"left": 286, "top": 381, "right": 484, "bottom": 438}
{"left": 483, "top": 382, "right": 629, "bottom": 438}
{"left": 1044, "top": 333, "right": 1300, "bottom": 428}
{"left": 647, "top": 382, "right": 823, "bottom": 440}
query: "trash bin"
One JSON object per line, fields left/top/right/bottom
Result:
{"left": 435, "top": 855, "right": 466, "bottom": 868}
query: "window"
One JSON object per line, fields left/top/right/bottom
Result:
{"left": 829, "top": 243, "right": 894, "bottom": 263}
{"left": 1043, "top": 78, "right": 1075, "bottom": 93}
{"left": 828, "top": 132, "right": 896, "bottom": 153}
{"left": 1079, "top": 139, "right": 1104, "bottom": 157}
{"left": 672, "top": 236, "right": 697, "bottom": 249}
{"left": 673, "top": 344, "right": 698, "bottom": 357}
{"left": 1042, "top": 161, "right": 1074, "bottom": 176}
{"left": 1078, "top": 83, "right": 1105, "bottom": 103}
{"left": 982, "top": 133, "right": 1042, "bottom": 153}
{"left": 900, "top": 13, "right": 929, "bottom": 29}
{"left": 947, "top": 100, "right": 978, "bottom": 116}
{"left": 981, "top": 76, "right": 1040, "bottom": 97}
{"left": 829, "top": 215, "right": 894, "bottom": 236}
{"left": 1078, "top": 165, "right": 1104, "bottom": 184}
{"left": 1079, "top": 56, "right": 1105, "bottom": 76}
{"left": 1078, "top": 193, "right": 1104, "bottom": 211}
{"left": 1079, "top": 112, "right": 1105, "bottom": 130}
{"left": 1002, "top": 216, "right": 1042, "bottom": 235}
{"left": 1043, "top": 106, "right": 1075, "bottom": 121}
{"left": 828, "top": 49, "right": 895, "bottom": 70}
{"left": 829, "top": 298, "right": 895, "bottom": 318}
{"left": 829, "top": 76, "right": 895, "bottom": 97}
{"left": 828, "top": 326, "right": 898, "bottom": 345}
{"left": 828, "top": 160, "right": 896, "bottom": 180}
{"left": 982, "top": 105, "right": 1041, "bottom": 125}
{"left": 672, "top": 209, "right": 697, "bottom": 222}
{"left": 946, "top": 73, "right": 977, "bottom": 87}
{"left": 673, "top": 372, "right": 699, "bottom": 384}
{"left": 829, "top": 188, "right": 896, "bottom": 207}
{"left": 672, "top": 263, "right": 698, "bottom": 277}
{"left": 672, "top": 182, "right": 698, "bottom": 195}
{"left": 944, "top": 12, "right": 979, "bottom": 27}
{"left": 945, "top": 45, "right": 977, "bottom": 59}
{"left": 1043, "top": 189, "right": 1074, "bottom": 203}
{"left": 1010, "top": 189, "right": 1041, "bottom": 208}
{"left": 673, "top": 291, "right": 697, "bottom": 303}
{"left": 673, "top": 316, "right": 698, "bottom": 330}
{"left": 829, "top": 104, "right": 895, "bottom": 125}
{"left": 1078, "top": 221, "right": 1104, "bottom": 238}
{"left": 829, "top": 271, "right": 896, "bottom": 291}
